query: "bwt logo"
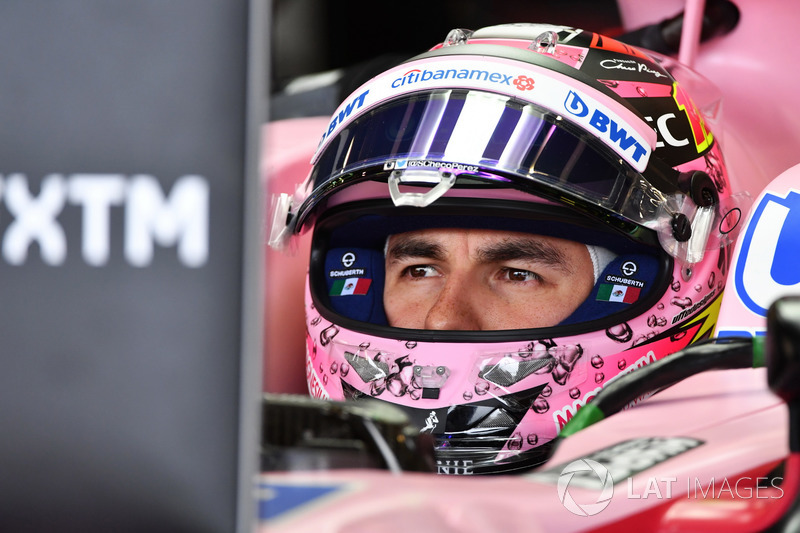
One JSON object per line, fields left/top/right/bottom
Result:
{"left": 320, "top": 89, "right": 369, "bottom": 144}
{"left": 563, "top": 90, "right": 648, "bottom": 164}
{"left": 0, "top": 173, "right": 208, "bottom": 267}
{"left": 735, "top": 189, "right": 800, "bottom": 315}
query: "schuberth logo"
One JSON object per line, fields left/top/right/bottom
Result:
{"left": 341, "top": 252, "right": 356, "bottom": 267}
{"left": 621, "top": 261, "right": 637, "bottom": 276}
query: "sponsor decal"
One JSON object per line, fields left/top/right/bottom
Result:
{"left": 305, "top": 354, "right": 330, "bottom": 400}
{"left": 597, "top": 283, "right": 640, "bottom": 303}
{"left": 672, "top": 81, "right": 713, "bottom": 154}
{"left": 341, "top": 251, "right": 356, "bottom": 267}
{"left": 420, "top": 410, "right": 439, "bottom": 433}
{"left": 258, "top": 481, "right": 348, "bottom": 521}
{"left": 621, "top": 261, "right": 638, "bottom": 276}
{"left": 717, "top": 329, "right": 767, "bottom": 339}
{"left": 564, "top": 90, "right": 649, "bottom": 165}
{"left": 671, "top": 287, "right": 717, "bottom": 325}
{"left": 390, "top": 67, "right": 535, "bottom": 92}
{"left": 531, "top": 436, "right": 704, "bottom": 488}
{"left": 436, "top": 459, "right": 475, "bottom": 475}
{"left": 328, "top": 268, "right": 366, "bottom": 278}
{"left": 384, "top": 159, "right": 479, "bottom": 173}
{"left": 599, "top": 58, "right": 667, "bottom": 79}
{"left": 329, "top": 277, "right": 371, "bottom": 296}
{"left": 589, "top": 33, "right": 650, "bottom": 60}
{"left": 319, "top": 89, "right": 370, "bottom": 145}
{"left": 735, "top": 189, "right": 800, "bottom": 316}
{"left": 553, "top": 351, "right": 657, "bottom": 431}
{"left": 513, "top": 75, "right": 535, "bottom": 91}
{"left": 605, "top": 275, "right": 644, "bottom": 288}
{"left": 0, "top": 173, "right": 208, "bottom": 267}
{"left": 312, "top": 57, "right": 654, "bottom": 171}
{"left": 553, "top": 387, "right": 602, "bottom": 431}
{"left": 328, "top": 251, "right": 366, "bottom": 278}
{"left": 644, "top": 112, "right": 691, "bottom": 148}
{"left": 678, "top": 291, "right": 721, "bottom": 343}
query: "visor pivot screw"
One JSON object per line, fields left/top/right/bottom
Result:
{"left": 436, "top": 366, "right": 447, "bottom": 375}
{"left": 701, "top": 188, "right": 715, "bottom": 207}
{"left": 679, "top": 171, "right": 719, "bottom": 207}
{"left": 671, "top": 213, "right": 692, "bottom": 242}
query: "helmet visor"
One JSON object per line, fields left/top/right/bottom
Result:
{"left": 296, "top": 89, "right": 668, "bottom": 233}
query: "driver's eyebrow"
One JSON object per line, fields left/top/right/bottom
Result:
{"left": 476, "top": 236, "right": 573, "bottom": 274}
{"left": 386, "top": 236, "right": 445, "bottom": 262}
{"left": 386, "top": 234, "right": 573, "bottom": 273}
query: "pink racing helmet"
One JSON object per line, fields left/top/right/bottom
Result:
{"left": 269, "top": 23, "right": 746, "bottom": 475}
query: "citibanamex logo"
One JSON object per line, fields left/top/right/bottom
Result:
{"left": 557, "top": 459, "right": 614, "bottom": 516}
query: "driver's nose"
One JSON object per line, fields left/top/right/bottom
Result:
{"left": 423, "top": 275, "right": 484, "bottom": 330}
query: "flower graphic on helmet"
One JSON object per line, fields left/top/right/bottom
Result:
{"left": 513, "top": 75, "right": 535, "bottom": 91}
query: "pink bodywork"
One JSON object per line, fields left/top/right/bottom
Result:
{"left": 262, "top": 367, "right": 789, "bottom": 532}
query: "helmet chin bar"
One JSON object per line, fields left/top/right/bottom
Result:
{"left": 342, "top": 379, "right": 552, "bottom": 475}
{"left": 434, "top": 438, "right": 557, "bottom": 475}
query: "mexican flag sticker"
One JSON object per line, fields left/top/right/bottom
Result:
{"left": 330, "top": 277, "right": 372, "bottom": 296}
{"left": 596, "top": 283, "right": 640, "bottom": 304}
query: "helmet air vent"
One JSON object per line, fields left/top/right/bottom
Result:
{"left": 531, "top": 31, "right": 559, "bottom": 55}
{"left": 443, "top": 28, "right": 474, "bottom": 47}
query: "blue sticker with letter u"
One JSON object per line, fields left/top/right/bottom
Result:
{"left": 259, "top": 482, "right": 345, "bottom": 521}
{"left": 735, "top": 190, "right": 800, "bottom": 316}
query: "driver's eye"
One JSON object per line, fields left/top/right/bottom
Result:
{"left": 406, "top": 265, "right": 437, "bottom": 278}
{"left": 501, "top": 268, "right": 539, "bottom": 282}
